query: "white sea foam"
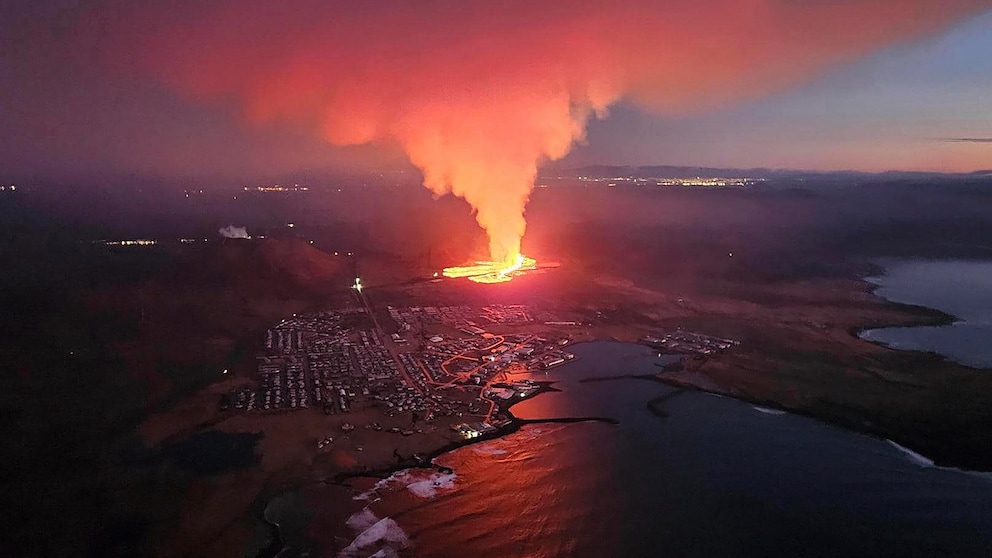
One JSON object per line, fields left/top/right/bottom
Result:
{"left": 513, "top": 423, "right": 566, "bottom": 441}
{"left": 751, "top": 406, "right": 787, "bottom": 416}
{"left": 346, "top": 508, "right": 379, "bottom": 531}
{"left": 472, "top": 443, "right": 508, "bottom": 456}
{"left": 887, "top": 440, "right": 936, "bottom": 467}
{"left": 406, "top": 471, "right": 457, "bottom": 498}
{"left": 884, "top": 439, "right": 992, "bottom": 480}
{"left": 352, "top": 475, "right": 395, "bottom": 501}
{"left": 338, "top": 517, "right": 410, "bottom": 558}
{"left": 354, "top": 468, "right": 457, "bottom": 501}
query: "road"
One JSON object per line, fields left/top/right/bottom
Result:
{"left": 354, "top": 286, "right": 425, "bottom": 395}
{"left": 353, "top": 290, "right": 537, "bottom": 423}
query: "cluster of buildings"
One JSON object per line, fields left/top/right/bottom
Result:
{"left": 452, "top": 422, "right": 497, "bottom": 440}
{"left": 573, "top": 175, "right": 763, "bottom": 188}
{"left": 230, "top": 309, "right": 481, "bottom": 421}
{"left": 227, "top": 303, "right": 581, "bottom": 445}
{"left": 99, "top": 239, "right": 158, "bottom": 246}
{"left": 230, "top": 355, "right": 309, "bottom": 412}
{"left": 642, "top": 330, "right": 739, "bottom": 355}
{"left": 242, "top": 184, "right": 310, "bottom": 193}
{"left": 351, "top": 330, "right": 430, "bottom": 416}
{"left": 387, "top": 304, "right": 534, "bottom": 333}
{"left": 308, "top": 343, "right": 359, "bottom": 414}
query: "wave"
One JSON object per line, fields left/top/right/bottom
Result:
{"left": 886, "top": 439, "right": 992, "bottom": 481}
{"left": 354, "top": 468, "right": 458, "bottom": 501}
{"left": 338, "top": 517, "right": 409, "bottom": 558}
{"left": 352, "top": 475, "right": 394, "bottom": 502}
{"left": 471, "top": 445, "right": 508, "bottom": 456}
{"left": 346, "top": 508, "right": 380, "bottom": 532}
{"left": 751, "top": 406, "right": 787, "bottom": 416}
{"left": 887, "top": 440, "right": 935, "bottom": 467}
{"left": 406, "top": 470, "right": 457, "bottom": 498}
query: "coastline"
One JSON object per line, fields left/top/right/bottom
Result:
{"left": 178, "top": 267, "right": 992, "bottom": 557}
{"left": 337, "top": 392, "right": 621, "bottom": 490}
{"left": 856, "top": 268, "right": 991, "bottom": 372}
{"left": 643, "top": 273, "right": 991, "bottom": 472}
{"left": 265, "top": 321, "right": 991, "bottom": 557}
{"left": 258, "top": 379, "right": 620, "bottom": 557}
{"left": 852, "top": 268, "right": 959, "bottom": 338}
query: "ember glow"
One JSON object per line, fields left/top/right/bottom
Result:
{"left": 444, "top": 254, "right": 537, "bottom": 284}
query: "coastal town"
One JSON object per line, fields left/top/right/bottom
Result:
{"left": 223, "top": 304, "right": 578, "bottom": 446}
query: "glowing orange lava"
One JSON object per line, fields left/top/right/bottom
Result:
{"left": 443, "top": 254, "right": 537, "bottom": 283}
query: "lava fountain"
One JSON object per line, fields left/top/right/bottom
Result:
{"left": 88, "top": 1, "right": 992, "bottom": 287}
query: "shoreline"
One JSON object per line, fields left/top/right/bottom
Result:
{"left": 642, "top": 274, "right": 991, "bottom": 471}
{"left": 257, "top": 380, "right": 619, "bottom": 557}
{"left": 258, "top": 269, "right": 992, "bottom": 556}
{"left": 853, "top": 278, "right": 990, "bottom": 372}
{"left": 851, "top": 272, "right": 960, "bottom": 341}
{"left": 267, "top": 325, "right": 990, "bottom": 556}
{"left": 332, "top": 288, "right": 985, "bottom": 482}
{"left": 322, "top": 380, "right": 618, "bottom": 487}
{"left": 852, "top": 266, "right": 990, "bottom": 371}
{"left": 576, "top": 364, "right": 992, "bottom": 476}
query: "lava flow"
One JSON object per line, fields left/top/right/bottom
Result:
{"left": 443, "top": 254, "right": 537, "bottom": 284}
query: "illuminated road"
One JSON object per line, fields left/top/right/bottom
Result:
{"left": 432, "top": 334, "right": 537, "bottom": 421}
{"left": 438, "top": 335, "right": 505, "bottom": 384}
{"left": 354, "top": 286, "right": 425, "bottom": 395}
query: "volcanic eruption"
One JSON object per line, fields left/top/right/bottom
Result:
{"left": 86, "top": 0, "right": 991, "bottom": 282}
{"left": 442, "top": 254, "right": 538, "bottom": 284}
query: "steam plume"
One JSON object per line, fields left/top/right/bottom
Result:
{"left": 87, "top": 0, "right": 990, "bottom": 264}
{"left": 219, "top": 225, "right": 250, "bottom": 239}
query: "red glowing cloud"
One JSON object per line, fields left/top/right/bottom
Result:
{"left": 83, "top": 0, "right": 991, "bottom": 263}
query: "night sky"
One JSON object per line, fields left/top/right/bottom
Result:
{"left": 2, "top": 1, "right": 990, "bottom": 181}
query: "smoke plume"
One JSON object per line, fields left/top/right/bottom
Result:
{"left": 219, "top": 225, "right": 250, "bottom": 239}
{"left": 86, "top": 0, "right": 990, "bottom": 265}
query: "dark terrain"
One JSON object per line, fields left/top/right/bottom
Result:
{"left": 1, "top": 170, "right": 991, "bottom": 556}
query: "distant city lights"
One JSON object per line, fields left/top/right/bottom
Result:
{"left": 244, "top": 184, "right": 309, "bottom": 193}
{"left": 569, "top": 176, "right": 764, "bottom": 187}
{"left": 101, "top": 239, "right": 158, "bottom": 246}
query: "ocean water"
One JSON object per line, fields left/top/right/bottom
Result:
{"left": 341, "top": 342, "right": 992, "bottom": 558}
{"left": 861, "top": 260, "right": 992, "bottom": 369}
{"left": 156, "top": 430, "right": 262, "bottom": 475}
